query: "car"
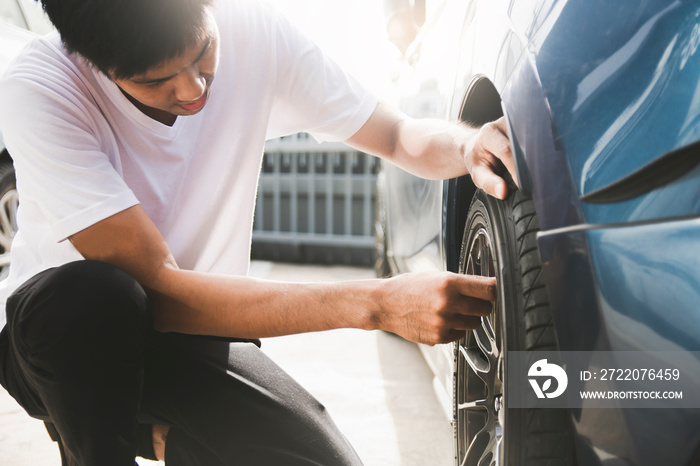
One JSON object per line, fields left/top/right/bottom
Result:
{"left": 0, "top": 0, "right": 50, "bottom": 279}
{"left": 376, "top": 0, "right": 700, "bottom": 465}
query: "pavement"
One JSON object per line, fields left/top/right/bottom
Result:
{"left": 0, "top": 261, "right": 454, "bottom": 466}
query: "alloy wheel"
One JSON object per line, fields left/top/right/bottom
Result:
{"left": 0, "top": 187, "right": 18, "bottom": 279}
{"left": 455, "top": 224, "right": 504, "bottom": 466}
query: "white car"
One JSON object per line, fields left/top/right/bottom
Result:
{"left": 0, "top": 0, "right": 51, "bottom": 278}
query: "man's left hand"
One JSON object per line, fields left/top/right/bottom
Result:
{"left": 346, "top": 105, "right": 517, "bottom": 198}
{"left": 464, "top": 117, "right": 517, "bottom": 200}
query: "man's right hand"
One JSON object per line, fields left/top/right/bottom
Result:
{"left": 372, "top": 272, "right": 495, "bottom": 345}
{"left": 70, "top": 205, "right": 494, "bottom": 344}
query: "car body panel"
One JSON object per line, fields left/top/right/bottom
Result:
{"left": 587, "top": 219, "right": 700, "bottom": 353}
{"left": 383, "top": 168, "right": 443, "bottom": 273}
{"left": 538, "top": 219, "right": 700, "bottom": 465}
{"left": 538, "top": 218, "right": 700, "bottom": 354}
{"left": 522, "top": 0, "right": 700, "bottom": 225}
{"left": 502, "top": 56, "right": 585, "bottom": 232}
{"left": 381, "top": 0, "right": 700, "bottom": 463}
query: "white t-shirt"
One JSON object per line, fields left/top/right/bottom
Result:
{"left": 0, "top": 0, "right": 377, "bottom": 328}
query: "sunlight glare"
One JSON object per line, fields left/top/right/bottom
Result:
{"left": 266, "top": 0, "right": 399, "bottom": 103}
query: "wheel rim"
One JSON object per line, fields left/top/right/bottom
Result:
{"left": 456, "top": 224, "right": 504, "bottom": 466}
{"left": 0, "top": 188, "right": 18, "bottom": 279}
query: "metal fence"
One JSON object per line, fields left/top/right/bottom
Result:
{"left": 251, "top": 133, "right": 378, "bottom": 265}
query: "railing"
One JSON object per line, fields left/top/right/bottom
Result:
{"left": 252, "top": 133, "right": 378, "bottom": 265}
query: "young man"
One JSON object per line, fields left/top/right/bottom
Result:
{"left": 0, "top": 0, "right": 515, "bottom": 464}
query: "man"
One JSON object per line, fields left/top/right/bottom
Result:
{"left": 0, "top": 0, "right": 516, "bottom": 464}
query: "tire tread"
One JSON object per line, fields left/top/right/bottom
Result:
{"left": 506, "top": 188, "right": 573, "bottom": 464}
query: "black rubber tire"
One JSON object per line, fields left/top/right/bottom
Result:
{"left": 453, "top": 188, "right": 574, "bottom": 466}
{"left": 0, "top": 160, "right": 17, "bottom": 279}
{"left": 0, "top": 160, "right": 16, "bottom": 199}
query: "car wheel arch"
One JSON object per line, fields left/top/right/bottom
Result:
{"left": 443, "top": 75, "right": 503, "bottom": 273}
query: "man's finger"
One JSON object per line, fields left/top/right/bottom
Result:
{"left": 471, "top": 165, "right": 508, "bottom": 200}
{"left": 489, "top": 118, "right": 519, "bottom": 189}
{"left": 452, "top": 274, "right": 497, "bottom": 301}
{"left": 449, "top": 315, "right": 483, "bottom": 331}
{"left": 456, "top": 296, "right": 493, "bottom": 317}
{"left": 442, "top": 329, "right": 468, "bottom": 344}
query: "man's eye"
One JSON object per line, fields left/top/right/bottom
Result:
{"left": 146, "top": 81, "right": 166, "bottom": 88}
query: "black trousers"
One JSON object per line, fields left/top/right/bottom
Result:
{"left": 0, "top": 261, "right": 363, "bottom": 465}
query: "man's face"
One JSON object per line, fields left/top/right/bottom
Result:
{"left": 111, "top": 9, "right": 220, "bottom": 124}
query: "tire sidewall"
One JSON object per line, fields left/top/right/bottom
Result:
{"left": 0, "top": 161, "right": 16, "bottom": 199}
{"left": 0, "top": 160, "right": 17, "bottom": 279}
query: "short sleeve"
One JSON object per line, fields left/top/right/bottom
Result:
{"left": 0, "top": 71, "right": 139, "bottom": 242}
{"left": 264, "top": 6, "right": 378, "bottom": 142}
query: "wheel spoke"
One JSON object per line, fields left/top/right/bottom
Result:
{"left": 460, "top": 345, "right": 489, "bottom": 375}
{"left": 0, "top": 191, "right": 18, "bottom": 250}
{"left": 0, "top": 226, "right": 13, "bottom": 250}
{"left": 478, "top": 430, "right": 499, "bottom": 466}
{"left": 473, "top": 323, "right": 493, "bottom": 356}
{"left": 495, "top": 433, "right": 504, "bottom": 466}
{"left": 480, "top": 237, "right": 491, "bottom": 278}
{"left": 466, "top": 251, "right": 477, "bottom": 276}
{"left": 458, "top": 398, "right": 488, "bottom": 412}
{"left": 0, "top": 190, "right": 17, "bottom": 221}
{"left": 466, "top": 228, "right": 493, "bottom": 277}
{"left": 482, "top": 314, "right": 495, "bottom": 342}
{"left": 0, "top": 252, "right": 10, "bottom": 267}
{"left": 479, "top": 316, "right": 499, "bottom": 359}
{"left": 464, "top": 428, "right": 491, "bottom": 466}
{"left": 0, "top": 233, "right": 11, "bottom": 251}
{"left": 0, "top": 205, "right": 12, "bottom": 235}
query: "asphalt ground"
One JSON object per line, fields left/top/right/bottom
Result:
{"left": 0, "top": 261, "right": 453, "bottom": 465}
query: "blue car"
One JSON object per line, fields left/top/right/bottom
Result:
{"left": 376, "top": 0, "right": 700, "bottom": 464}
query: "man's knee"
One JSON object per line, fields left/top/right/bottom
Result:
{"left": 8, "top": 260, "right": 151, "bottom": 353}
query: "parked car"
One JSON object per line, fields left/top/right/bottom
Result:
{"left": 0, "top": 0, "right": 50, "bottom": 279}
{"left": 376, "top": 0, "right": 700, "bottom": 465}
{"left": 0, "top": 0, "right": 52, "bottom": 280}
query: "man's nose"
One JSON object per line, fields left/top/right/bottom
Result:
{"left": 174, "top": 67, "right": 206, "bottom": 102}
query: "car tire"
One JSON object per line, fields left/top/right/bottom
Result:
{"left": 0, "top": 160, "right": 18, "bottom": 280}
{"left": 453, "top": 187, "right": 574, "bottom": 466}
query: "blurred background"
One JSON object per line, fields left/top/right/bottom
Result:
{"left": 251, "top": 0, "right": 400, "bottom": 268}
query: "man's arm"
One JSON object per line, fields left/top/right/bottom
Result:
{"left": 345, "top": 103, "right": 516, "bottom": 199}
{"left": 70, "top": 103, "right": 514, "bottom": 346}
{"left": 69, "top": 205, "right": 495, "bottom": 345}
